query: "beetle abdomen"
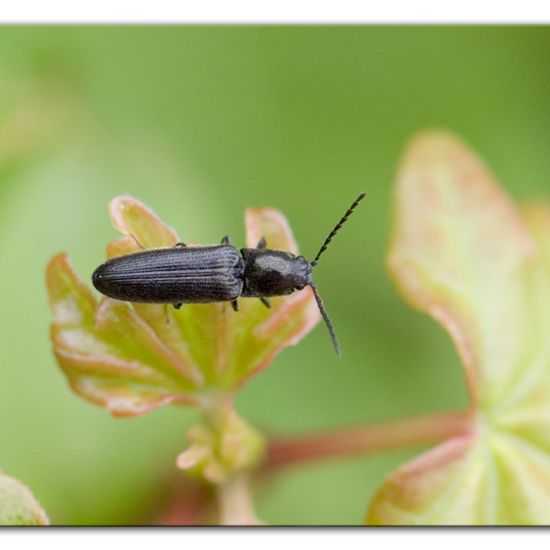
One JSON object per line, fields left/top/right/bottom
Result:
{"left": 92, "top": 245, "right": 244, "bottom": 304}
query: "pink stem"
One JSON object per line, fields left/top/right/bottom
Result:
{"left": 265, "top": 410, "right": 472, "bottom": 471}
{"left": 217, "top": 474, "right": 261, "bottom": 526}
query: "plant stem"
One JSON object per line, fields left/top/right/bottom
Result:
{"left": 265, "top": 409, "right": 472, "bottom": 471}
{"left": 217, "top": 474, "right": 260, "bottom": 526}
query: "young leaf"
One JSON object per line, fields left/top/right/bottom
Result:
{"left": 46, "top": 197, "right": 319, "bottom": 417}
{"left": 0, "top": 472, "right": 49, "bottom": 526}
{"left": 368, "top": 131, "right": 550, "bottom": 525}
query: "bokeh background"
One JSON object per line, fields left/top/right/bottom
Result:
{"left": 1, "top": 26, "right": 549, "bottom": 525}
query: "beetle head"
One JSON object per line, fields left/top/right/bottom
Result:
{"left": 241, "top": 249, "right": 311, "bottom": 297}
{"left": 291, "top": 255, "right": 313, "bottom": 290}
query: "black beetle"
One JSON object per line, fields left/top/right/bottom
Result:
{"left": 92, "top": 193, "right": 365, "bottom": 356}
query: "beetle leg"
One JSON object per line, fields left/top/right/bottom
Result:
{"left": 256, "top": 236, "right": 267, "bottom": 249}
{"left": 231, "top": 299, "right": 239, "bottom": 312}
{"left": 174, "top": 242, "right": 187, "bottom": 248}
{"left": 221, "top": 235, "right": 232, "bottom": 245}
{"left": 165, "top": 303, "right": 182, "bottom": 322}
{"left": 130, "top": 234, "right": 146, "bottom": 250}
{"left": 260, "top": 297, "right": 271, "bottom": 308}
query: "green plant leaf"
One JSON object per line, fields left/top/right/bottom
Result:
{"left": 0, "top": 472, "right": 49, "bottom": 525}
{"left": 368, "top": 131, "right": 550, "bottom": 525}
{"left": 46, "top": 196, "right": 320, "bottom": 417}
{"left": 387, "top": 131, "right": 535, "bottom": 408}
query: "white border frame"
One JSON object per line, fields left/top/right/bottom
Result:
{"left": 1, "top": 1, "right": 550, "bottom": 24}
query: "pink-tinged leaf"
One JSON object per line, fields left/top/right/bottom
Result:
{"left": 245, "top": 207, "right": 299, "bottom": 254}
{"left": 230, "top": 208, "right": 320, "bottom": 382}
{"left": 109, "top": 195, "right": 178, "bottom": 252}
{"left": 167, "top": 207, "right": 320, "bottom": 388}
{"left": 47, "top": 198, "right": 319, "bottom": 424}
{"left": 388, "top": 131, "right": 535, "bottom": 407}
{"left": 106, "top": 236, "right": 141, "bottom": 259}
{"left": 367, "top": 433, "right": 489, "bottom": 525}
{"left": 0, "top": 472, "right": 49, "bottom": 525}
{"left": 46, "top": 252, "right": 97, "bottom": 327}
{"left": 367, "top": 425, "right": 550, "bottom": 525}
{"left": 371, "top": 133, "right": 550, "bottom": 525}
{"left": 491, "top": 203, "right": 550, "bottom": 450}
{"left": 235, "top": 287, "right": 320, "bottom": 384}
{"left": 46, "top": 253, "right": 200, "bottom": 417}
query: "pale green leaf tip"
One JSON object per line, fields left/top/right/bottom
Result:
{"left": 0, "top": 472, "right": 49, "bottom": 526}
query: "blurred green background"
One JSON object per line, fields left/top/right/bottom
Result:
{"left": 1, "top": 26, "right": 549, "bottom": 525}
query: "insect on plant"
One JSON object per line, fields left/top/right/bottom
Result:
{"left": 92, "top": 193, "right": 366, "bottom": 356}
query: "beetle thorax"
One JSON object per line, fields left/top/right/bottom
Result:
{"left": 240, "top": 248, "right": 312, "bottom": 298}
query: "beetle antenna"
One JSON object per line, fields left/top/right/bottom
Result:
{"left": 310, "top": 192, "right": 366, "bottom": 267}
{"left": 310, "top": 282, "right": 341, "bottom": 357}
